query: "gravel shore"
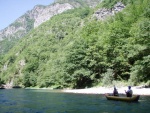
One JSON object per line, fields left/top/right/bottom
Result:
{"left": 63, "top": 86, "right": 150, "bottom": 95}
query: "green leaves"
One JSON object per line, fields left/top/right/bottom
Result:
{"left": 130, "top": 55, "right": 150, "bottom": 85}
{"left": 101, "top": 69, "right": 114, "bottom": 86}
{"left": 130, "top": 18, "right": 150, "bottom": 44}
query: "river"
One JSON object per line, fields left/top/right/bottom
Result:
{"left": 0, "top": 89, "right": 149, "bottom": 113}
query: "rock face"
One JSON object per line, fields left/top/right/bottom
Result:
{"left": 33, "top": 3, "right": 73, "bottom": 28}
{"left": 0, "top": 15, "right": 31, "bottom": 41}
{"left": 94, "top": 2, "right": 125, "bottom": 20}
{"left": 0, "top": 3, "right": 74, "bottom": 41}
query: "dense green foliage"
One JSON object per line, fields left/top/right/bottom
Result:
{"left": 102, "top": 0, "right": 134, "bottom": 8}
{"left": 0, "top": 0, "right": 149, "bottom": 88}
{"left": 0, "top": 38, "right": 19, "bottom": 55}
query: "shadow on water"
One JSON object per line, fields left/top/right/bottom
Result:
{"left": 0, "top": 89, "right": 149, "bottom": 113}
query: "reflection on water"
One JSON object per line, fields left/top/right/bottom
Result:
{"left": 0, "top": 89, "right": 149, "bottom": 113}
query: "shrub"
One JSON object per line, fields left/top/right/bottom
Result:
{"left": 102, "top": 69, "right": 114, "bottom": 86}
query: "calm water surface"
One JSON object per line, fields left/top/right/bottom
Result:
{"left": 0, "top": 89, "right": 149, "bottom": 113}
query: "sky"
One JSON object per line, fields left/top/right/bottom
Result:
{"left": 0, "top": 0, "right": 54, "bottom": 30}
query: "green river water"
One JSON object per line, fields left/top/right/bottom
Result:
{"left": 0, "top": 89, "right": 149, "bottom": 113}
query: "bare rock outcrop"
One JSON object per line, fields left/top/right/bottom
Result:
{"left": 94, "top": 2, "right": 125, "bottom": 20}
{"left": 33, "top": 3, "right": 73, "bottom": 28}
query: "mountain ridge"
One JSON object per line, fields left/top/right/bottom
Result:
{"left": 0, "top": 0, "right": 102, "bottom": 54}
{"left": 0, "top": 3, "right": 74, "bottom": 41}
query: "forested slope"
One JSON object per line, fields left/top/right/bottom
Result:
{"left": 0, "top": 0, "right": 149, "bottom": 88}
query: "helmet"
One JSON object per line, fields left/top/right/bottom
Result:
{"left": 128, "top": 86, "right": 131, "bottom": 89}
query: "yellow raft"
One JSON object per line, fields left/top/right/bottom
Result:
{"left": 105, "top": 93, "right": 140, "bottom": 102}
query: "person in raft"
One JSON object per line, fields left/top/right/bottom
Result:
{"left": 125, "top": 86, "right": 133, "bottom": 97}
{"left": 113, "top": 86, "right": 119, "bottom": 96}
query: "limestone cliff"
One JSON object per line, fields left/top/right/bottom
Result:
{"left": 33, "top": 3, "right": 73, "bottom": 28}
